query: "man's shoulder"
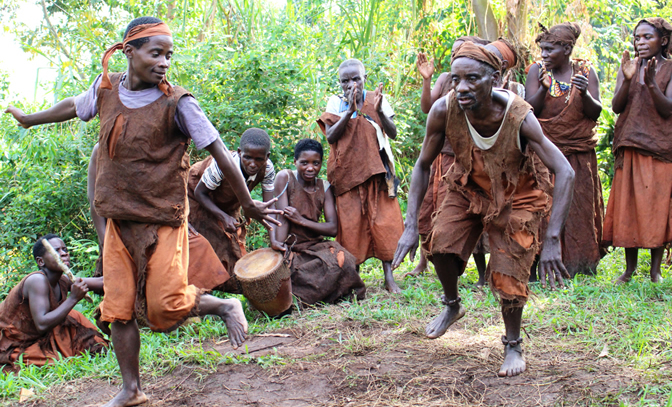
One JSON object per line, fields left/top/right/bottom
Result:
{"left": 22, "top": 272, "right": 50, "bottom": 298}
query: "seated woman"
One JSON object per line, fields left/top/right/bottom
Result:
{"left": 272, "top": 139, "right": 366, "bottom": 305}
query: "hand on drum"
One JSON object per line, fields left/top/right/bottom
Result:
{"left": 538, "top": 238, "right": 570, "bottom": 290}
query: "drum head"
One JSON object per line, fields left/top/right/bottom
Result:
{"left": 234, "top": 248, "right": 284, "bottom": 281}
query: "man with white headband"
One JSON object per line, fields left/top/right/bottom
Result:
{"left": 5, "top": 16, "right": 281, "bottom": 407}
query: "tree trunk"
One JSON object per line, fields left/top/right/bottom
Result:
{"left": 472, "top": 0, "right": 499, "bottom": 41}
{"left": 506, "top": 0, "right": 528, "bottom": 47}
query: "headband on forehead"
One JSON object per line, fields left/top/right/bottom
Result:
{"left": 490, "top": 39, "right": 518, "bottom": 68}
{"left": 451, "top": 41, "right": 502, "bottom": 72}
{"left": 100, "top": 22, "right": 173, "bottom": 96}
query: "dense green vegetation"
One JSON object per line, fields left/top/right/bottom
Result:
{"left": 0, "top": 0, "right": 671, "bottom": 403}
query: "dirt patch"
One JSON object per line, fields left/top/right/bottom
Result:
{"left": 19, "top": 323, "right": 645, "bottom": 407}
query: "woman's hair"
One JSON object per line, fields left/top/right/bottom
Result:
{"left": 294, "top": 139, "right": 323, "bottom": 161}
{"left": 124, "top": 16, "right": 164, "bottom": 48}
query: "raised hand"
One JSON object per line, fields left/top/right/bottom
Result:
{"left": 570, "top": 74, "right": 589, "bottom": 95}
{"left": 243, "top": 198, "right": 282, "bottom": 230}
{"left": 621, "top": 50, "right": 638, "bottom": 81}
{"left": 538, "top": 65, "right": 551, "bottom": 89}
{"left": 391, "top": 228, "right": 419, "bottom": 270}
{"left": 643, "top": 58, "right": 657, "bottom": 88}
{"left": 417, "top": 52, "right": 435, "bottom": 80}
{"left": 538, "top": 239, "right": 570, "bottom": 290}
{"left": 347, "top": 86, "right": 359, "bottom": 114}
{"left": 373, "top": 83, "right": 384, "bottom": 113}
{"left": 4, "top": 106, "right": 31, "bottom": 128}
{"left": 69, "top": 278, "right": 90, "bottom": 302}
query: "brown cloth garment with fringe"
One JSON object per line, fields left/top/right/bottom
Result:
{"left": 187, "top": 156, "right": 266, "bottom": 290}
{"left": 94, "top": 73, "right": 191, "bottom": 228}
{"left": 429, "top": 91, "right": 551, "bottom": 307}
{"left": 284, "top": 171, "right": 365, "bottom": 305}
{"left": 603, "top": 59, "right": 672, "bottom": 248}
{"left": 537, "top": 60, "right": 605, "bottom": 275}
{"left": 95, "top": 73, "right": 201, "bottom": 332}
{"left": 317, "top": 91, "right": 404, "bottom": 264}
{"left": 0, "top": 272, "right": 107, "bottom": 370}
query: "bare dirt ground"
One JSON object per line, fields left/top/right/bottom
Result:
{"left": 21, "top": 320, "right": 642, "bottom": 407}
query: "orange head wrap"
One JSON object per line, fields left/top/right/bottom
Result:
{"left": 100, "top": 22, "right": 173, "bottom": 96}
{"left": 489, "top": 39, "right": 518, "bottom": 70}
{"left": 634, "top": 18, "right": 672, "bottom": 57}
{"left": 451, "top": 41, "right": 502, "bottom": 72}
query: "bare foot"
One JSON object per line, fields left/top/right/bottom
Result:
{"left": 498, "top": 344, "right": 526, "bottom": 377}
{"left": 615, "top": 272, "right": 632, "bottom": 285}
{"left": 425, "top": 304, "right": 466, "bottom": 339}
{"left": 475, "top": 279, "right": 485, "bottom": 288}
{"left": 219, "top": 298, "right": 248, "bottom": 349}
{"left": 102, "top": 388, "right": 148, "bottom": 407}
{"left": 384, "top": 279, "right": 403, "bottom": 294}
{"left": 403, "top": 255, "right": 428, "bottom": 278}
{"left": 651, "top": 271, "right": 663, "bottom": 283}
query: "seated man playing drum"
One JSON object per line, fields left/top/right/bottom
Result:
{"left": 272, "top": 139, "right": 366, "bottom": 305}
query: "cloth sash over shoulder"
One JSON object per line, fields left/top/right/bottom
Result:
{"left": 94, "top": 72, "right": 192, "bottom": 227}
{"left": 443, "top": 90, "right": 552, "bottom": 223}
{"left": 317, "top": 91, "right": 391, "bottom": 197}
{"left": 613, "top": 59, "right": 672, "bottom": 166}
{"left": 538, "top": 60, "right": 597, "bottom": 154}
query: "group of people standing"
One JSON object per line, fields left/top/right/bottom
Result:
{"left": 0, "top": 14, "right": 669, "bottom": 407}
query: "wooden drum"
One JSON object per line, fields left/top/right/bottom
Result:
{"left": 233, "top": 248, "right": 293, "bottom": 316}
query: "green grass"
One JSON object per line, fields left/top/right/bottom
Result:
{"left": 0, "top": 248, "right": 670, "bottom": 405}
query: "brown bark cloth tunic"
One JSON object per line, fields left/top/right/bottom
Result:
{"left": 429, "top": 90, "right": 551, "bottom": 306}
{"left": 0, "top": 272, "right": 107, "bottom": 370}
{"left": 604, "top": 59, "right": 672, "bottom": 248}
{"left": 283, "top": 171, "right": 366, "bottom": 304}
{"left": 418, "top": 81, "right": 525, "bottom": 254}
{"left": 318, "top": 90, "right": 404, "bottom": 264}
{"left": 95, "top": 73, "right": 201, "bottom": 332}
{"left": 188, "top": 155, "right": 265, "bottom": 290}
{"left": 537, "top": 60, "right": 605, "bottom": 275}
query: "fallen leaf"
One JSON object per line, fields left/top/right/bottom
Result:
{"left": 598, "top": 344, "right": 609, "bottom": 358}
{"left": 19, "top": 388, "right": 34, "bottom": 402}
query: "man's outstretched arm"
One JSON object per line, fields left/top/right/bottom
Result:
{"left": 521, "top": 112, "right": 575, "bottom": 289}
{"left": 5, "top": 98, "right": 78, "bottom": 128}
{"left": 392, "top": 99, "right": 447, "bottom": 269}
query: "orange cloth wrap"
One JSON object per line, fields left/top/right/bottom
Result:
{"left": 100, "top": 22, "right": 173, "bottom": 96}
{"left": 491, "top": 40, "right": 517, "bottom": 68}
{"left": 452, "top": 41, "right": 502, "bottom": 71}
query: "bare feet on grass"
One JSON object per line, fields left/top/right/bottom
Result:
{"left": 383, "top": 261, "right": 402, "bottom": 293}
{"left": 615, "top": 272, "right": 633, "bottom": 285}
{"left": 425, "top": 302, "right": 466, "bottom": 339}
{"left": 403, "top": 254, "right": 428, "bottom": 278}
{"left": 219, "top": 298, "right": 248, "bottom": 349}
{"left": 650, "top": 271, "right": 663, "bottom": 283}
{"left": 102, "top": 388, "right": 148, "bottom": 407}
{"left": 498, "top": 343, "right": 526, "bottom": 377}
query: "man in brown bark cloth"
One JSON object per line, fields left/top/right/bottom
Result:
{"left": 272, "top": 139, "right": 366, "bottom": 305}
{"left": 317, "top": 59, "right": 404, "bottom": 293}
{"left": 525, "top": 22, "right": 605, "bottom": 276}
{"left": 605, "top": 17, "right": 672, "bottom": 283}
{"left": 5, "top": 17, "right": 280, "bottom": 407}
{"left": 188, "top": 128, "right": 276, "bottom": 292}
{"left": 411, "top": 36, "right": 491, "bottom": 280}
{"left": 0, "top": 235, "right": 107, "bottom": 370}
{"left": 393, "top": 42, "right": 575, "bottom": 377}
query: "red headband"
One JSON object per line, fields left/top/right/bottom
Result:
{"left": 100, "top": 22, "right": 173, "bottom": 96}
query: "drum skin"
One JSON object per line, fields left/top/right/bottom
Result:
{"left": 234, "top": 248, "right": 293, "bottom": 316}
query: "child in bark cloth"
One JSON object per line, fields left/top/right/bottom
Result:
{"left": 393, "top": 42, "right": 575, "bottom": 377}
{"left": 604, "top": 17, "right": 672, "bottom": 284}
{"left": 0, "top": 235, "right": 107, "bottom": 371}
{"left": 317, "top": 59, "right": 405, "bottom": 293}
{"left": 5, "top": 16, "right": 281, "bottom": 407}
{"left": 188, "top": 128, "right": 277, "bottom": 292}
{"left": 272, "top": 139, "right": 366, "bottom": 305}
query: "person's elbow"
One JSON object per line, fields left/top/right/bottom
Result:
{"left": 324, "top": 223, "right": 338, "bottom": 237}
{"left": 34, "top": 320, "right": 53, "bottom": 336}
{"left": 558, "top": 161, "right": 576, "bottom": 186}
